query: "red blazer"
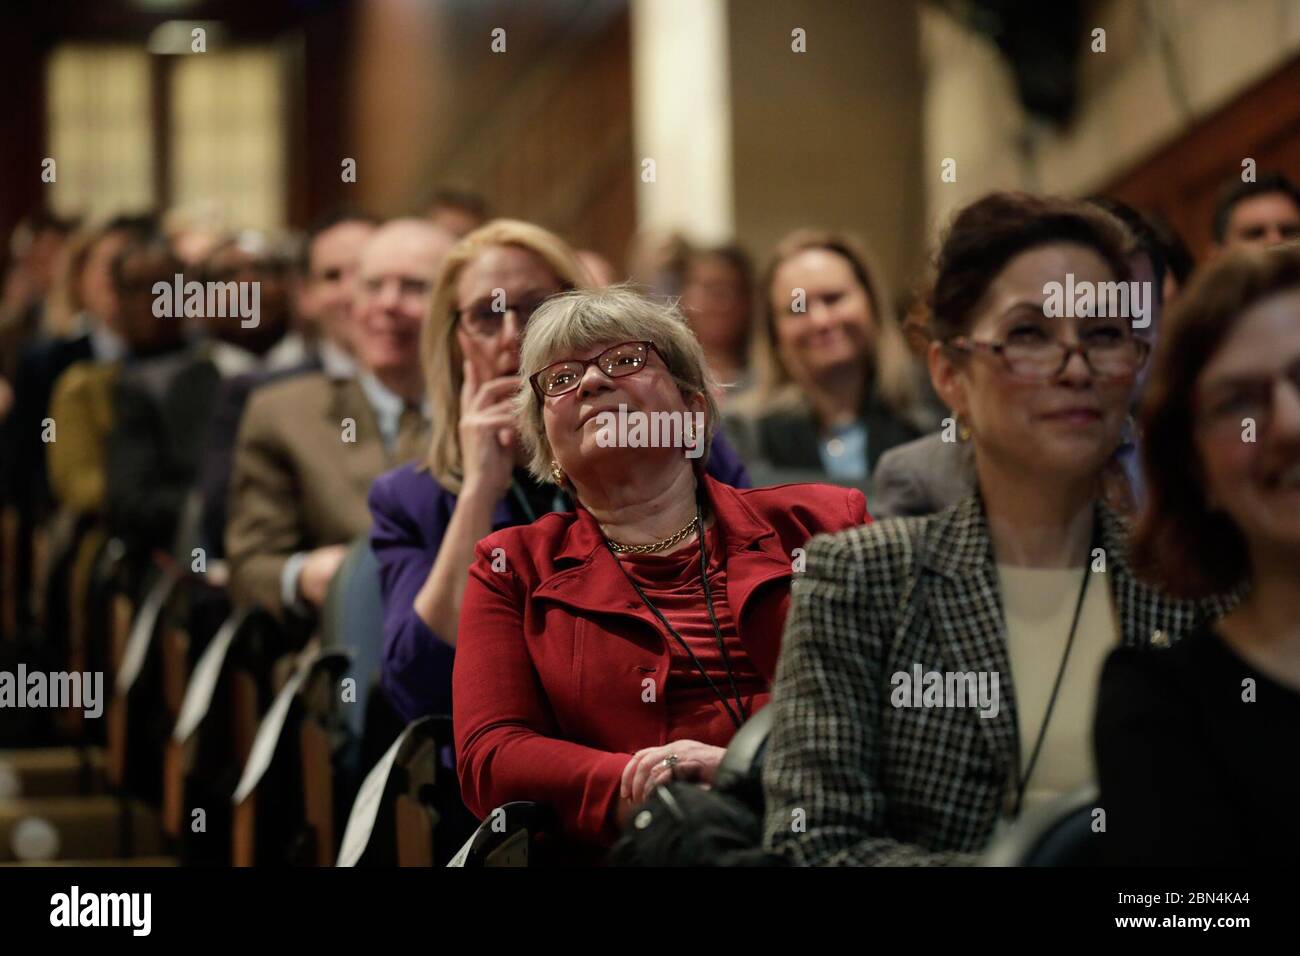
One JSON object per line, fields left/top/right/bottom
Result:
{"left": 453, "top": 475, "right": 870, "bottom": 847}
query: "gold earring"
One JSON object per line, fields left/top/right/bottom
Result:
{"left": 958, "top": 418, "right": 972, "bottom": 441}
{"left": 551, "top": 460, "right": 565, "bottom": 486}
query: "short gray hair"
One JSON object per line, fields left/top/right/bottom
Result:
{"left": 515, "top": 284, "right": 719, "bottom": 484}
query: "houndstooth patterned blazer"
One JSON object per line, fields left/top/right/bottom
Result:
{"left": 760, "top": 494, "right": 1233, "bottom": 866}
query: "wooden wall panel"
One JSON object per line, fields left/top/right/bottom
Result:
{"left": 1102, "top": 54, "right": 1300, "bottom": 261}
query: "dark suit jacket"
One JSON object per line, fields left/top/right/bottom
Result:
{"left": 760, "top": 495, "right": 1234, "bottom": 866}
{"left": 370, "top": 433, "right": 753, "bottom": 723}
{"left": 1, "top": 334, "right": 92, "bottom": 513}
{"left": 723, "top": 389, "right": 923, "bottom": 493}
{"left": 197, "top": 358, "right": 321, "bottom": 558}
{"left": 869, "top": 431, "right": 977, "bottom": 518}
{"left": 454, "top": 475, "right": 869, "bottom": 847}
{"left": 226, "top": 371, "right": 425, "bottom": 615}
{"left": 106, "top": 352, "right": 222, "bottom": 555}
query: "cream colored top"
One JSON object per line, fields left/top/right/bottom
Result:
{"left": 997, "top": 564, "right": 1118, "bottom": 816}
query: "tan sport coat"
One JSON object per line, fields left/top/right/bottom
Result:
{"left": 225, "top": 371, "right": 426, "bottom": 615}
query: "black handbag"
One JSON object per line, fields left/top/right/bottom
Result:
{"left": 607, "top": 782, "right": 785, "bottom": 867}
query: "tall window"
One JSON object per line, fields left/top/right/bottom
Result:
{"left": 45, "top": 43, "right": 288, "bottom": 230}
{"left": 46, "top": 45, "right": 154, "bottom": 220}
{"left": 170, "top": 49, "right": 287, "bottom": 231}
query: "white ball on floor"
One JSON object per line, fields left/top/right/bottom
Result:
{"left": 12, "top": 816, "right": 60, "bottom": 861}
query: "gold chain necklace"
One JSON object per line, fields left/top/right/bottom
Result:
{"left": 604, "top": 514, "right": 700, "bottom": 554}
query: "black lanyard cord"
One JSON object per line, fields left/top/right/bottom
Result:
{"left": 698, "top": 523, "right": 750, "bottom": 725}
{"left": 1010, "top": 519, "right": 1099, "bottom": 818}
{"left": 601, "top": 499, "right": 748, "bottom": 730}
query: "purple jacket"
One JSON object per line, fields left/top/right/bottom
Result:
{"left": 370, "top": 434, "right": 751, "bottom": 722}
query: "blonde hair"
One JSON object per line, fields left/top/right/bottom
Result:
{"left": 514, "top": 285, "right": 720, "bottom": 484}
{"left": 423, "top": 219, "right": 590, "bottom": 492}
{"left": 736, "top": 229, "right": 923, "bottom": 424}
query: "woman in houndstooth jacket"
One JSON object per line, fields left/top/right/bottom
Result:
{"left": 761, "top": 193, "right": 1232, "bottom": 866}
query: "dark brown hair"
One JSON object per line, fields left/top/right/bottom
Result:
{"left": 1133, "top": 243, "right": 1300, "bottom": 597}
{"left": 927, "top": 192, "right": 1134, "bottom": 342}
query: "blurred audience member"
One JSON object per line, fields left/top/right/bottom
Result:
{"left": 5, "top": 216, "right": 152, "bottom": 519}
{"left": 49, "top": 233, "right": 183, "bottom": 521}
{"left": 576, "top": 249, "right": 619, "bottom": 287}
{"left": 293, "top": 211, "right": 378, "bottom": 376}
{"left": 1148, "top": 213, "right": 1194, "bottom": 304}
{"left": 453, "top": 287, "right": 864, "bottom": 853}
{"left": 680, "top": 244, "right": 754, "bottom": 397}
{"left": 726, "top": 230, "right": 932, "bottom": 489}
{"left": 424, "top": 187, "right": 490, "bottom": 238}
{"left": 0, "top": 212, "right": 79, "bottom": 382}
{"left": 1098, "top": 245, "right": 1300, "bottom": 865}
{"left": 761, "top": 193, "right": 1225, "bottom": 866}
{"left": 163, "top": 201, "right": 230, "bottom": 267}
{"left": 106, "top": 233, "right": 297, "bottom": 559}
{"left": 1088, "top": 198, "right": 1175, "bottom": 509}
{"left": 626, "top": 228, "right": 690, "bottom": 298}
{"left": 196, "top": 232, "right": 300, "bottom": 374}
{"left": 226, "top": 219, "right": 453, "bottom": 619}
{"left": 372, "top": 223, "right": 749, "bottom": 723}
{"left": 197, "top": 211, "right": 377, "bottom": 559}
{"left": 1212, "top": 172, "right": 1300, "bottom": 253}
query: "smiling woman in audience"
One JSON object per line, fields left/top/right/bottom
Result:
{"left": 759, "top": 192, "right": 1231, "bottom": 866}
{"left": 452, "top": 287, "right": 866, "bottom": 853}
{"left": 1096, "top": 245, "right": 1300, "bottom": 865}
{"left": 370, "top": 222, "right": 751, "bottom": 724}
{"left": 725, "top": 230, "right": 933, "bottom": 488}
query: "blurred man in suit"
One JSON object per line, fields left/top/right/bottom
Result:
{"left": 225, "top": 219, "right": 454, "bottom": 618}
{"left": 1212, "top": 172, "right": 1300, "bottom": 253}
{"left": 6, "top": 216, "right": 151, "bottom": 522}
{"left": 197, "top": 212, "right": 377, "bottom": 558}
{"left": 292, "top": 209, "right": 380, "bottom": 376}
{"left": 423, "top": 188, "right": 488, "bottom": 239}
{"left": 106, "top": 233, "right": 297, "bottom": 561}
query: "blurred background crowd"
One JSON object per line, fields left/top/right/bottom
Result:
{"left": 1, "top": 0, "right": 1299, "bottom": 868}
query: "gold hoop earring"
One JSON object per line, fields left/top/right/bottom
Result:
{"left": 958, "top": 418, "right": 972, "bottom": 442}
{"left": 551, "top": 460, "right": 565, "bottom": 486}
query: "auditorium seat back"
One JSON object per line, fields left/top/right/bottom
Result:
{"left": 446, "top": 802, "right": 558, "bottom": 868}
{"left": 712, "top": 704, "right": 774, "bottom": 815}
{"left": 320, "top": 536, "right": 384, "bottom": 740}
{"left": 982, "top": 783, "right": 1102, "bottom": 866}
{"left": 336, "top": 715, "right": 459, "bottom": 867}
{"left": 230, "top": 648, "right": 350, "bottom": 866}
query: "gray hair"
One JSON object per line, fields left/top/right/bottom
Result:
{"left": 514, "top": 284, "right": 719, "bottom": 484}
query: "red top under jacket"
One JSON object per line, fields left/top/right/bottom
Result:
{"left": 452, "top": 475, "right": 870, "bottom": 848}
{"left": 621, "top": 527, "right": 770, "bottom": 738}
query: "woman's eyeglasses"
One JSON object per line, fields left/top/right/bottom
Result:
{"left": 456, "top": 297, "right": 550, "bottom": 338}
{"left": 945, "top": 326, "right": 1150, "bottom": 381}
{"left": 530, "top": 341, "right": 659, "bottom": 398}
{"left": 1195, "top": 355, "right": 1300, "bottom": 439}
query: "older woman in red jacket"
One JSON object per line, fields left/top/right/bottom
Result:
{"left": 453, "top": 286, "right": 867, "bottom": 850}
